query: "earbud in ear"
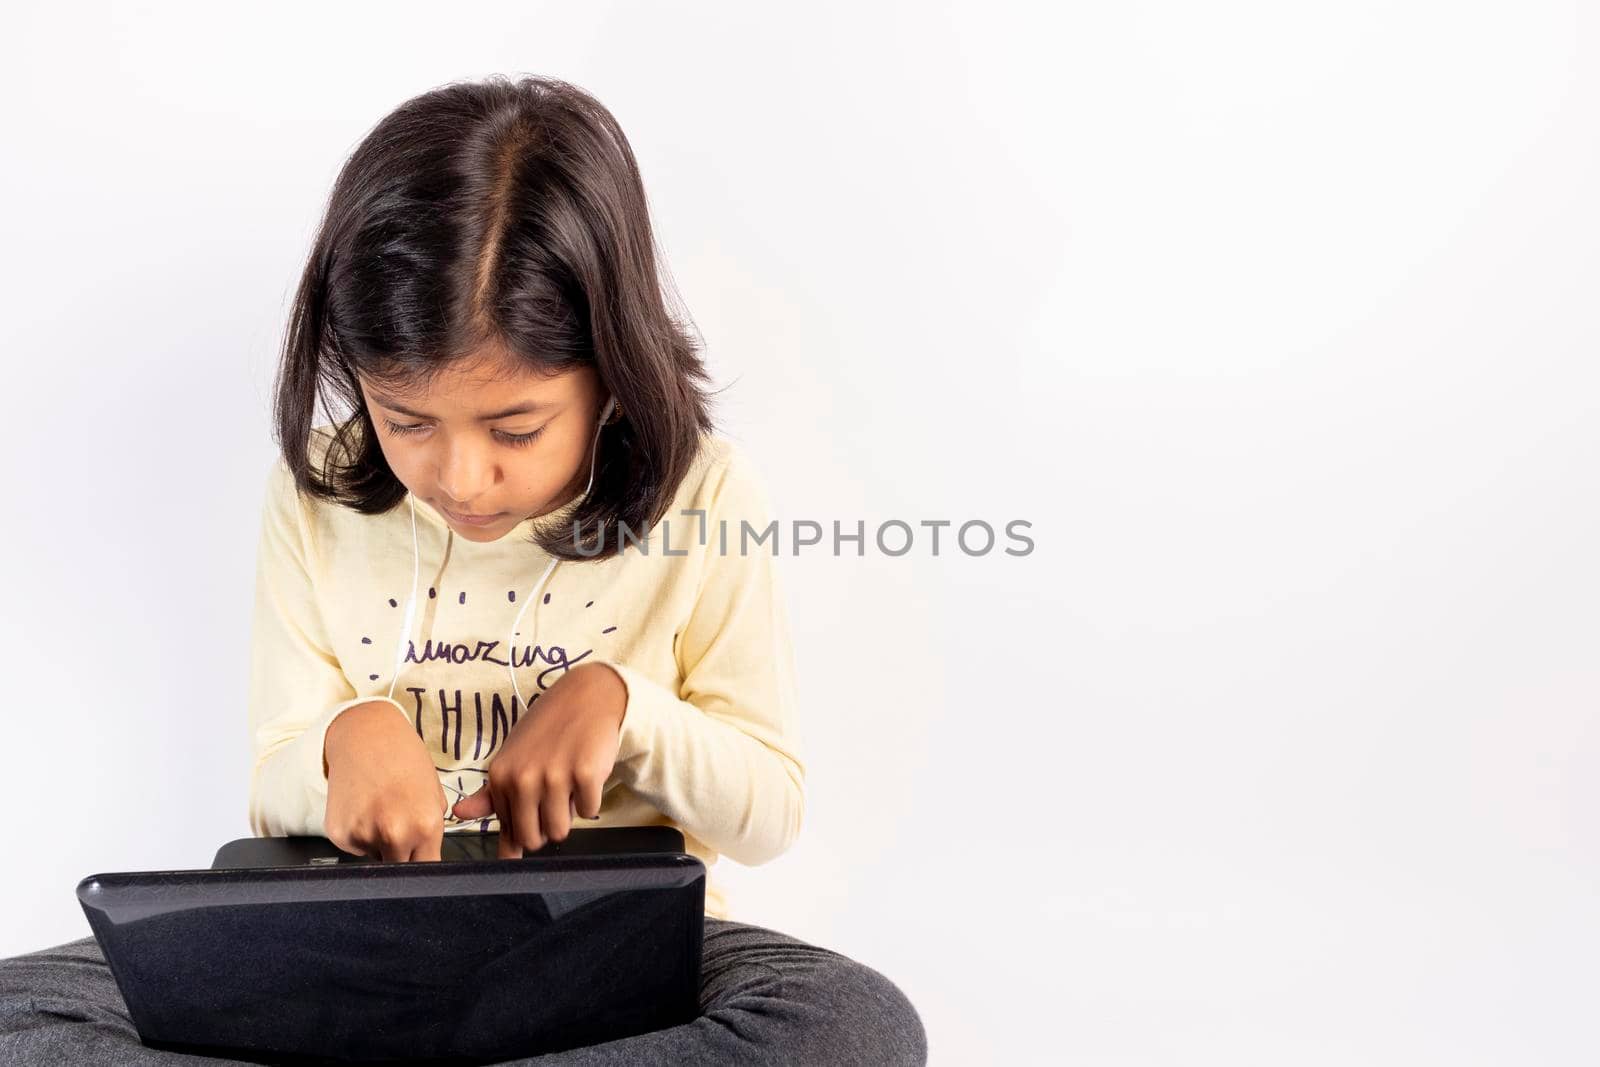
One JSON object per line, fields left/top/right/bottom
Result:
{"left": 600, "top": 396, "right": 618, "bottom": 424}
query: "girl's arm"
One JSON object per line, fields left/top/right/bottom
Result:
{"left": 247, "top": 457, "right": 407, "bottom": 837}
{"left": 598, "top": 446, "right": 806, "bottom": 868}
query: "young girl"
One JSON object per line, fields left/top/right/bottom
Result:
{"left": 0, "top": 75, "right": 926, "bottom": 1065}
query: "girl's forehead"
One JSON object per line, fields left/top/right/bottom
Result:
{"left": 358, "top": 357, "right": 590, "bottom": 414}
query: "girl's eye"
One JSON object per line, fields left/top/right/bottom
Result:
{"left": 381, "top": 418, "right": 546, "bottom": 448}
{"left": 496, "top": 426, "right": 546, "bottom": 448}
{"left": 382, "top": 419, "right": 427, "bottom": 437}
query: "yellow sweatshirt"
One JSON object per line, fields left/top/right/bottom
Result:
{"left": 246, "top": 423, "right": 804, "bottom": 920}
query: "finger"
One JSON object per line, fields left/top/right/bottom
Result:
{"left": 454, "top": 784, "right": 492, "bottom": 821}
{"left": 409, "top": 798, "right": 445, "bottom": 863}
{"left": 378, "top": 832, "right": 410, "bottom": 863}
{"left": 512, "top": 776, "right": 546, "bottom": 853}
{"left": 543, "top": 779, "right": 573, "bottom": 844}
{"left": 494, "top": 780, "right": 522, "bottom": 859}
{"left": 573, "top": 774, "right": 603, "bottom": 821}
{"left": 411, "top": 827, "right": 443, "bottom": 863}
{"left": 327, "top": 830, "right": 361, "bottom": 860}
{"left": 344, "top": 830, "right": 382, "bottom": 861}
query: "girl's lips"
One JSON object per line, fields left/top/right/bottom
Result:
{"left": 440, "top": 504, "right": 505, "bottom": 526}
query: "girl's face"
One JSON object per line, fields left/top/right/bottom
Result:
{"left": 356, "top": 344, "right": 609, "bottom": 544}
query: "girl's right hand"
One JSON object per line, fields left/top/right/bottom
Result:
{"left": 323, "top": 701, "right": 447, "bottom": 863}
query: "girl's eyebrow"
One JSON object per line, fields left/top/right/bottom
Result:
{"left": 369, "top": 392, "right": 546, "bottom": 421}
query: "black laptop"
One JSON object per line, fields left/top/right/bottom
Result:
{"left": 76, "top": 827, "right": 706, "bottom": 1064}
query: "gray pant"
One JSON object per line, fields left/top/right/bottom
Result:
{"left": 0, "top": 918, "right": 927, "bottom": 1065}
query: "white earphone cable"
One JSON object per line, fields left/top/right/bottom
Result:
{"left": 387, "top": 493, "right": 423, "bottom": 704}
{"left": 506, "top": 394, "right": 614, "bottom": 711}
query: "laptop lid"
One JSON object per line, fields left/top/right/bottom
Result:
{"left": 211, "top": 825, "right": 688, "bottom": 870}
{"left": 77, "top": 830, "right": 705, "bottom": 1065}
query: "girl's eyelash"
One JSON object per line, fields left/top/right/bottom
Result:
{"left": 499, "top": 427, "right": 546, "bottom": 447}
{"left": 382, "top": 419, "right": 426, "bottom": 437}
{"left": 381, "top": 419, "right": 546, "bottom": 448}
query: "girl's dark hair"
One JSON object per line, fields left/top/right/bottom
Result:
{"left": 273, "top": 74, "right": 716, "bottom": 561}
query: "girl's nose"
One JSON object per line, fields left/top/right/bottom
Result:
{"left": 438, "top": 443, "right": 496, "bottom": 503}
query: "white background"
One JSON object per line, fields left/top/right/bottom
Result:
{"left": 2, "top": 2, "right": 1596, "bottom": 1063}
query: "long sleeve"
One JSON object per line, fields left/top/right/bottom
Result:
{"left": 246, "top": 457, "right": 405, "bottom": 837}
{"left": 598, "top": 447, "right": 806, "bottom": 867}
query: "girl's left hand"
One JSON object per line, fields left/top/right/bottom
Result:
{"left": 451, "top": 662, "right": 627, "bottom": 858}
